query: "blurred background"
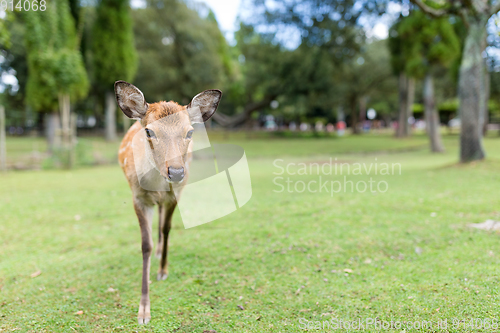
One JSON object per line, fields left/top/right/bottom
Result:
{"left": 3, "top": 2, "right": 500, "bottom": 331}
{"left": 0, "top": 0, "right": 499, "bottom": 168}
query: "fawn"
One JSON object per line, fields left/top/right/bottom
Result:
{"left": 115, "top": 81, "right": 222, "bottom": 324}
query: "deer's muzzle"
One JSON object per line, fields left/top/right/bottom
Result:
{"left": 168, "top": 167, "right": 185, "bottom": 182}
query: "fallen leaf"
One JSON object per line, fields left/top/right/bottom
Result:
{"left": 30, "top": 271, "right": 41, "bottom": 278}
{"left": 106, "top": 287, "right": 117, "bottom": 293}
{"left": 74, "top": 311, "right": 83, "bottom": 315}
{"left": 237, "top": 305, "right": 244, "bottom": 310}
{"left": 344, "top": 268, "right": 353, "bottom": 273}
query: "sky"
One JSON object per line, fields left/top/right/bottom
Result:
{"left": 199, "top": 0, "right": 243, "bottom": 39}
{"left": 199, "top": 0, "right": 392, "bottom": 41}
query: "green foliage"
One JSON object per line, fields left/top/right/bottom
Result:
{"left": 390, "top": 11, "right": 460, "bottom": 79}
{"left": 24, "top": 0, "right": 89, "bottom": 112}
{"left": 0, "top": 12, "right": 28, "bottom": 113}
{"left": 92, "top": 0, "right": 138, "bottom": 90}
{"left": 132, "top": 0, "right": 227, "bottom": 104}
{"left": 0, "top": 15, "right": 11, "bottom": 49}
{"left": 339, "top": 40, "right": 397, "bottom": 116}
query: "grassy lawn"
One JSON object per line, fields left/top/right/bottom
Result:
{"left": 1, "top": 134, "right": 500, "bottom": 332}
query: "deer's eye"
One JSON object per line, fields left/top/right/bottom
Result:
{"left": 186, "top": 130, "right": 194, "bottom": 139}
{"left": 145, "top": 128, "right": 156, "bottom": 139}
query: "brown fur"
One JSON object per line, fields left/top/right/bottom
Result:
{"left": 115, "top": 81, "right": 222, "bottom": 325}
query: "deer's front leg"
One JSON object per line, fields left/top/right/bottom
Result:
{"left": 134, "top": 200, "right": 154, "bottom": 325}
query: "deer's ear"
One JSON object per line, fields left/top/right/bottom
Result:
{"left": 187, "top": 89, "right": 222, "bottom": 123}
{"left": 114, "top": 81, "right": 149, "bottom": 119}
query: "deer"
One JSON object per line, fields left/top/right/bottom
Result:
{"left": 115, "top": 80, "right": 222, "bottom": 324}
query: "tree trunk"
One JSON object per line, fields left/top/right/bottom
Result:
{"left": 397, "top": 72, "right": 409, "bottom": 137}
{"left": 359, "top": 96, "right": 367, "bottom": 122}
{"left": 59, "top": 94, "right": 71, "bottom": 148}
{"left": 459, "top": 20, "right": 487, "bottom": 162}
{"left": 105, "top": 90, "right": 117, "bottom": 141}
{"left": 423, "top": 73, "right": 444, "bottom": 153}
{"left": 59, "top": 93, "right": 74, "bottom": 168}
{"left": 336, "top": 105, "right": 345, "bottom": 122}
{"left": 350, "top": 95, "right": 360, "bottom": 134}
{"left": 211, "top": 95, "right": 277, "bottom": 128}
{"left": 406, "top": 77, "right": 415, "bottom": 134}
{"left": 46, "top": 111, "right": 61, "bottom": 152}
{"left": 482, "top": 66, "right": 490, "bottom": 136}
{"left": 0, "top": 105, "right": 6, "bottom": 171}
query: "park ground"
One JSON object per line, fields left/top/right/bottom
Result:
{"left": 1, "top": 132, "right": 500, "bottom": 332}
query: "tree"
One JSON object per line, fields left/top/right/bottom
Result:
{"left": 0, "top": 13, "right": 28, "bottom": 121}
{"left": 338, "top": 40, "right": 395, "bottom": 134}
{"left": 0, "top": 16, "right": 10, "bottom": 172}
{"left": 410, "top": 0, "right": 500, "bottom": 161}
{"left": 213, "top": 24, "right": 304, "bottom": 128}
{"left": 220, "top": 0, "right": 392, "bottom": 130}
{"left": 393, "top": 10, "right": 460, "bottom": 152}
{"left": 389, "top": 19, "right": 416, "bottom": 138}
{"left": 132, "top": 0, "right": 227, "bottom": 105}
{"left": 23, "top": 0, "right": 89, "bottom": 152}
{"left": 92, "top": 0, "right": 137, "bottom": 141}
{"left": 0, "top": 15, "right": 10, "bottom": 49}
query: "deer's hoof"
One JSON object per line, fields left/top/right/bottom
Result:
{"left": 138, "top": 302, "right": 151, "bottom": 325}
{"left": 157, "top": 271, "right": 168, "bottom": 281}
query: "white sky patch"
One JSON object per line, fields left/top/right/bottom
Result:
{"left": 0, "top": 72, "right": 19, "bottom": 93}
{"left": 130, "top": 0, "right": 146, "bottom": 8}
{"left": 198, "top": 0, "right": 242, "bottom": 41}
{"left": 371, "top": 23, "right": 389, "bottom": 39}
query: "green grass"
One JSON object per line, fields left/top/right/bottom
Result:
{"left": 1, "top": 134, "right": 500, "bottom": 332}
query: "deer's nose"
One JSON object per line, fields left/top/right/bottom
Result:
{"left": 168, "top": 167, "right": 184, "bottom": 182}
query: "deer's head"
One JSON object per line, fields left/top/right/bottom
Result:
{"left": 115, "top": 81, "right": 221, "bottom": 183}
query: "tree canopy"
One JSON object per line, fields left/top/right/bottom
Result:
{"left": 391, "top": 10, "right": 460, "bottom": 79}
{"left": 23, "top": 0, "right": 89, "bottom": 112}
{"left": 132, "top": 0, "right": 229, "bottom": 105}
{"left": 92, "top": 0, "right": 137, "bottom": 91}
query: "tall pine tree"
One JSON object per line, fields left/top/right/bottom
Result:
{"left": 92, "top": 0, "right": 137, "bottom": 141}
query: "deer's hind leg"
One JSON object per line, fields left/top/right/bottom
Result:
{"left": 155, "top": 205, "right": 165, "bottom": 259}
{"left": 157, "top": 202, "right": 176, "bottom": 281}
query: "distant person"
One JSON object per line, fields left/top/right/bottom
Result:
{"left": 336, "top": 120, "right": 346, "bottom": 136}
{"left": 289, "top": 121, "right": 297, "bottom": 131}
{"left": 326, "top": 123, "right": 335, "bottom": 133}
{"left": 315, "top": 121, "right": 324, "bottom": 132}
{"left": 363, "top": 120, "right": 371, "bottom": 133}
{"left": 300, "top": 122, "right": 309, "bottom": 131}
